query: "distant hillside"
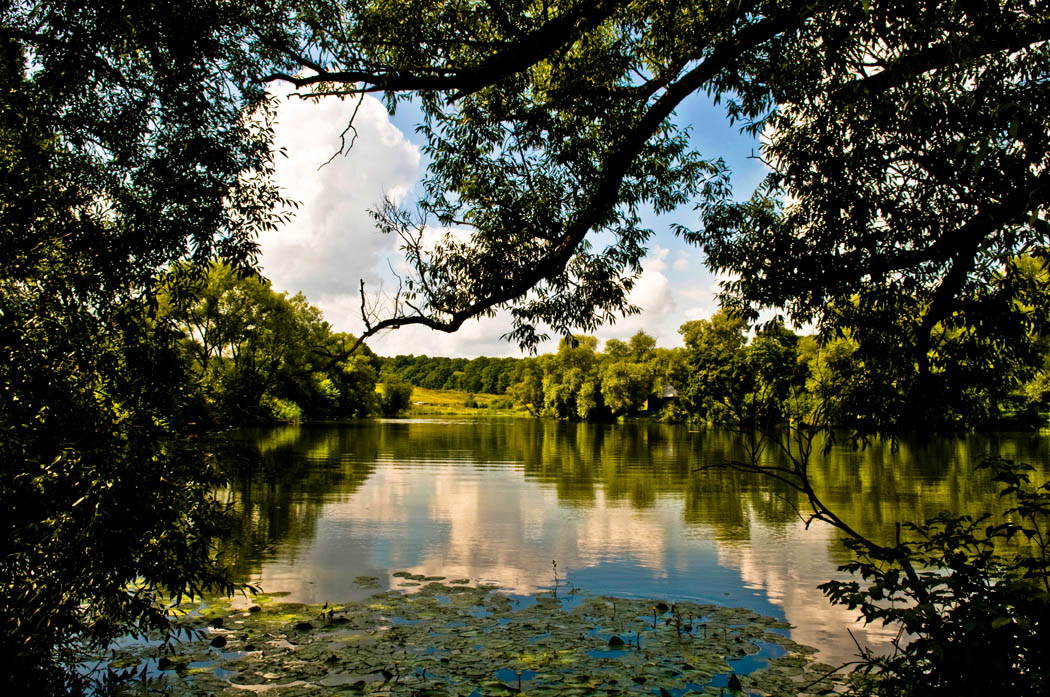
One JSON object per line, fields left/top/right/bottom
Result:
{"left": 376, "top": 355, "right": 520, "bottom": 394}
{"left": 405, "top": 386, "right": 523, "bottom": 416}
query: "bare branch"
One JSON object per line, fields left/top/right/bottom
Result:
{"left": 319, "top": 92, "right": 366, "bottom": 169}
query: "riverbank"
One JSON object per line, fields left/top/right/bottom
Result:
{"left": 108, "top": 581, "right": 846, "bottom": 696}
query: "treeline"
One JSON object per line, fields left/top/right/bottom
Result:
{"left": 159, "top": 263, "right": 411, "bottom": 426}
{"left": 376, "top": 355, "right": 519, "bottom": 394}
{"left": 372, "top": 308, "right": 1050, "bottom": 430}
{"left": 169, "top": 264, "right": 1050, "bottom": 431}
{"left": 491, "top": 311, "right": 1050, "bottom": 429}
{"left": 508, "top": 332, "right": 684, "bottom": 419}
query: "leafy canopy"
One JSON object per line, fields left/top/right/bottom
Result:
{"left": 267, "top": 1, "right": 1048, "bottom": 399}
{"left": 1, "top": 1, "right": 298, "bottom": 691}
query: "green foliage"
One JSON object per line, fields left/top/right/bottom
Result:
{"left": 600, "top": 360, "right": 653, "bottom": 416}
{"left": 498, "top": 331, "right": 687, "bottom": 421}
{"left": 693, "top": 4, "right": 1050, "bottom": 430}
{"left": 680, "top": 311, "right": 750, "bottom": 423}
{"left": 332, "top": 355, "right": 381, "bottom": 418}
{"left": 0, "top": 1, "right": 298, "bottom": 691}
{"left": 378, "top": 354, "right": 520, "bottom": 394}
{"left": 541, "top": 336, "right": 604, "bottom": 420}
{"left": 509, "top": 359, "right": 546, "bottom": 416}
{"left": 378, "top": 379, "right": 415, "bottom": 416}
{"left": 679, "top": 311, "right": 805, "bottom": 429}
{"left": 263, "top": 396, "right": 304, "bottom": 423}
{"left": 821, "top": 458, "right": 1050, "bottom": 696}
{"left": 0, "top": 295, "right": 242, "bottom": 694}
{"left": 489, "top": 307, "right": 1050, "bottom": 430}
{"left": 160, "top": 263, "right": 379, "bottom": 425}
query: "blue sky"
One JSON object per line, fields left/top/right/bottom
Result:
{"left": 258, "top": 90, "right": 765, "bottom": 357}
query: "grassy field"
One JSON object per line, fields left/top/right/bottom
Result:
{"left": 399, "top": 385, "right": 527, "bottom": 416}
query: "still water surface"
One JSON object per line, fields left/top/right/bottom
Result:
{"left": 223, "top": 418, "right": 1049, "bottom": 666}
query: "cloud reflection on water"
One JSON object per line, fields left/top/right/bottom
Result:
{"left": 227, "top": 420, "right": 1047, "bottom": 666}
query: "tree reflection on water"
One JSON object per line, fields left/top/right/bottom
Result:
{"left": 215, "top": 419, "right": 1048, "bottom": 664}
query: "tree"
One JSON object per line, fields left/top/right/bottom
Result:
{"left": 598, "top": 331, "right": 658, "bottom": 416}
{"left": 508, "top": 358, "right": 546, "bottom": 416}
{"left": 1, "top": 2, "right": 296, "bottom": 691}
{"left": 377, "top": 377, "right": 414, "bottom": 416}
{"left": 540, "top": 336, "right": 604, "bottom": 420}
{"left": 679, "top": 311, "right": 749, "bottom": 423}
{"left": 326, "top": 338, "right": 380, "bottom": 418}
{"left": 627, "top": 331, "right": 657, "bottom": 361}
{"left": 263, "top": 1, "right": 1047, "bottom": 401}
{"left": 161, "top": 263, "right": 378, "bottom": 424}
{"left": 600, "top": 360, "right": 653, "bottom": 416}
{"left": 691, "top": 4, "right": 1050, "bottom": 429}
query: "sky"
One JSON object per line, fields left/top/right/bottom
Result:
{"left": 258, "top": 90, "right": 767, "bottom": 358}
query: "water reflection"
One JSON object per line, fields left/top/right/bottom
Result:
{"left": 219, "top": 419, "right": 1048, "bottom": 665}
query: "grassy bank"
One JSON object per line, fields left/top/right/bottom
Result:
{"left": 405, "top": 386, "right": 526, "bottom": 417}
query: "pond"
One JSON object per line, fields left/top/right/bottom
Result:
{"left": 220, "top": 418, "right": 1049, "bottom": 667}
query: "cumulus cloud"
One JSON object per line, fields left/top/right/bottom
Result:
{"left": 256, "top": 98, "right": 727, "bottom": 356}
{"left": 673, "top": 250, "right": 692, "bottom": 272}
{"left": 643, "top": 244, "right": 670, "bottom": 273}
{"left": 591, "top": 246, "right": 676, "bottom": 346}
{"left": 259, "top": 93, "right": 420, "bottom": 328}
{"left": 676, "top": 270, "right": 731, "bottom": 326}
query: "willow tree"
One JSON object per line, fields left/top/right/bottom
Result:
{"left": 1, "top": 2, "right": 298, "bottom": 692}
{"left": 265, "top": 1, "right": 1048, "bottom": 429}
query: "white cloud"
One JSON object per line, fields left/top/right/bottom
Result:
{"left": 259, "top": 93, "right": 420, "bottom": 324}
{"left": 591, "top": 248, "right": 676, "bottom": 346}
{"left": 644, "top": 244, "right": 670, "bottom": 273}
{"left": 673, "top": 250, "right": 692, "bottom": 272}
{"left": 256, "top": 95, "right": 728, "bottom": 357}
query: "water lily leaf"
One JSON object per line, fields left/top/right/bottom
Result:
{"left": 354, "top": 576, "right": 382, "bottom": 589}
{"left": 102, "top": 582, "right": 844, "bottom": 697}
{"left": 480, "top": 679, "right": 518, "bottom": 695}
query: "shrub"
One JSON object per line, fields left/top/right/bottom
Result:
{"left": 822, "top": 458, "right": 1050, "bottom": 696}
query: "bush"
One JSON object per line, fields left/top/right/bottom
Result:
{"left": 822, "top": 458, "right": 1050, "bottom": 696}
{"left": 378, "top": 380, "right": 414, "bottom": 416}
{"left": 264, "top": 396, "right": 303, "bottom": 423}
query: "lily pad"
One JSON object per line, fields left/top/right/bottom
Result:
{"left": 353, "top": 576, "right": 382, "bottom": 589}
{"left": 102, "top": 582, "right": 846, "bottom": 697}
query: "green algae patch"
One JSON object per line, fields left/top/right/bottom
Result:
{"left": 112, "top": 584, "right": 846, "bottom": 696}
